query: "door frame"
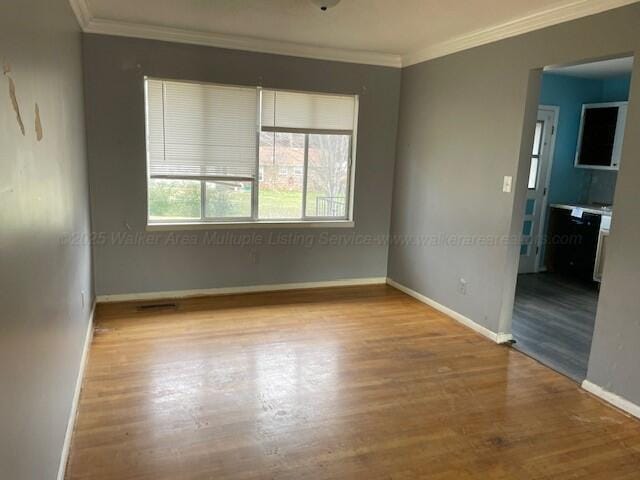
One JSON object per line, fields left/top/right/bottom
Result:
{"left": 531, "top": 104, "right": 559, "bottom": 273}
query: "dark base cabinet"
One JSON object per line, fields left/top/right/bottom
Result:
{"left": 544, "top": 207, "right": 600, "bottom": 281}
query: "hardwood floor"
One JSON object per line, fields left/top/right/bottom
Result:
{"left": 512, "top": 273, "right": 599, "bottom": 382}
{"left": 66, "top": 285, "right": 640, "bottom": 480}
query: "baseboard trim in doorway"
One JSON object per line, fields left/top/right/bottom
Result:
{"left": 386, "top": 278, "right": 512, "bottom": 344}
{"left": 57, "top": 302, "right": 95, "bottom": 480}
{"left": 496, "top": 332, "right": 514, "bottom": 343}
{"left": 582, "top": 380, "right": 640, "bottom": 420}
{"left": 96, "top": 277, "right": 388, "bottom": 303}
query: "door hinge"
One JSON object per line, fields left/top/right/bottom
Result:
{"left": 551, "top": 125, "right": 555, "bottom": 135}
{"left": 543, "top": 187, "right": 547, "bottom": 196}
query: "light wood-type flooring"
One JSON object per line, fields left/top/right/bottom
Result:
{"left": 65, "top": 285, "right": 640, "bottom": 479}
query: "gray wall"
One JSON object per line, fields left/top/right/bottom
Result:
{"left": 83, "top": 34, "right": 401, "bottom": 296}
{"left": 0, "top": 1, "right": 92, "bottom": 479}
{"left": 388, "top": 4, "right": 640, "bottom": 404}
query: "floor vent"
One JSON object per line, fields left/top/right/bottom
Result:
{"left": 136, "top": 302, "right": 178, "bottom": 311}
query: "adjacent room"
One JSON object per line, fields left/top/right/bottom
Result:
{"left": 3, "top": 1, "right": 640, "bottom": 479}
{"left": 512, "top": 56, "right": 633, "bottom": 382}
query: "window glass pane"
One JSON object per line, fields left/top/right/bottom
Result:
{"left": 258, "top": 132, "right": 304, "bottom": 219}
{"left": 148, "top": 179, "right": 201, "bottom": 221}
{"left": 305, "top": 134, "right": 350, "bottom": 218}
{"left": 532, "top": 121, "right": 543, "bottom": 156}
{"left": 525, "top": 198, "right": 536, "bottom": 215}
{"left": 578, "top": 106, "right": 619, "bottom": 166}
{"left": 528, "top": 157, "right": 539, "bottom": 190}
{"left": 205, "top": 181, "right": 252, "bottom": 218}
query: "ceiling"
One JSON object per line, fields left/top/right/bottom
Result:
{"left": 70, "top": 0, "right": 640, "bottom": 67}
{"left": 545, "top": 56, "right": 634, "bottom": 78}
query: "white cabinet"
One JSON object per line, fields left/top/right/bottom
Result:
{"left": 575, "top": 102, "right": 627, "bottom": 171}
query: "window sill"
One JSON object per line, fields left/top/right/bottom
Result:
{"left": 145, "top": 220, "right": 355, "bottom": 231}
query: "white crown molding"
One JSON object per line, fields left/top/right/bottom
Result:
{"left": 402, "top": 0, "right": 640, "bottom": 67}
{"left": 70, "top": 0, "right": 639, "bottom": 69}
{"left": 69, "top": 0, "right": 91, "bottom": 30}
{"left": 68, "top": 0, "right": 401, "bottom": 68}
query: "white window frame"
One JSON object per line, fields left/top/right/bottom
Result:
{"left": 527, "top": 120, "right": 544, "bottom": 190}
{"left": 144, "top": 78, "right": 358, "bottom": 229}
{"left": 574, "top": 101, "right": 627, "bottom": 171}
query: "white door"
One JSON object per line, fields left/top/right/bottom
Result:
{"left": 519, "top": 107, "right": 557, "bottom": 274}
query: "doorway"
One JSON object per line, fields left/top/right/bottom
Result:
{"left": 511, "top": 55, "right": 633, "bottom": 382}
{"left": 518, "top": 106, "right": 557, "bottom": 274}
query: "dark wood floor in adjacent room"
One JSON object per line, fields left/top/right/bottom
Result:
{"left": 512, "top": 273, "right": 599, "bottom": 382}
{"left": 65, "top": 285, "right": 640, "bottom": 480}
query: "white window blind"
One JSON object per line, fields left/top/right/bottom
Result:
{"left": 146, "top": 79, "right": 258, "bottom": 179}
{"left": 261, "top": 90, "right": 356, "bottom": 132}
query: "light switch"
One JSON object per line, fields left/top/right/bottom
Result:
{"left": 502, "top": 176, "right": 512, "bottom": 193}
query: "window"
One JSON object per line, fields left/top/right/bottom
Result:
{"left": 528, "top": 121, "right": 543, "bottom": 190}
{"left": 145, "top": 78, "right": 358, "bottom": 225}
{"left": 260, "top": 132, "right": 305, "bottom": 219}
{"left": 306, "top": 134, "right": 350, "bottom": 217}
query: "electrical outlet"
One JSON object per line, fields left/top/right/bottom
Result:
{"left": 458, "top": 278, "right": 468, "bottom": 295}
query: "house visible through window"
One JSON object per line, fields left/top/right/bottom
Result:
{"left": 145, "top": 78, "right": 358, "bottom": 224}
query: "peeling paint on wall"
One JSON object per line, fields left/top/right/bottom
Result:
{"left": 8, "top": 77, "right": 25, "bottom": 136}
{"left": 35, "top": 103, "right": 43, "bottom": 141}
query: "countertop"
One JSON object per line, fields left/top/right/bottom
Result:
{"left": 550, "top": 203, "right": 612, "bottom": 216}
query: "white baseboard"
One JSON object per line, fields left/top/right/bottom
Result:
{"left": 496, "top": 333, "right": 514, "bottom": 343}
{"left": 386, "top": 278, "right": 511, "bottom": 344}
{"left": 581, "top": 380, "right": 640, "bottom": 420}
{"left": 57, "top": 301, "right": 95, "bottom": 480}
{"left": 96, "top": 277, "right": 388, "bottom": 303}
